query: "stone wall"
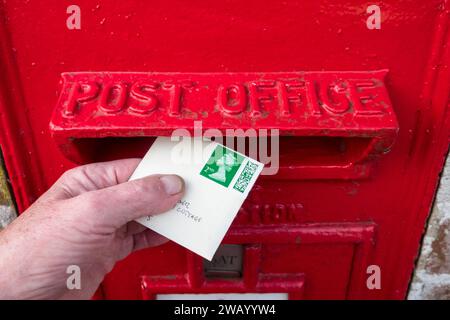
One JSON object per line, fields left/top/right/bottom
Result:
{"left": 0, "top": 155, "right": 17, "bottom": 230}
{"left": 409, "top": 152, "right": 450, "bottom": 299}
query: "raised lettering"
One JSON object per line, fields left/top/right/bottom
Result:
{"left": 98, "top": 82, "right": 127, "bottom": 113}
{"left": 129, "top": 81, "right": 159, "bottom": 114}
{"left": 218, "top": 84, "right": 247, "bottom": 115}
{"left": 64, "top": 82, "right": 98, "bottom": 116}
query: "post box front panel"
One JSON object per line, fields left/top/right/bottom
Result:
{"left": 0, "top": 0, "right": 449, "bottom": 299}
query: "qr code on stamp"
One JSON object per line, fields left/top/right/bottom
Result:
{"left": 233, "top": 161, "right": 258, "bottom": 193}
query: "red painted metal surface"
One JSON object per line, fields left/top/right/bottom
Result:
{"left": 0, "top": 1, "right": 449, "bottom": 299}
{"left": 140, "top": 223, "right": 375, "bottom": 300}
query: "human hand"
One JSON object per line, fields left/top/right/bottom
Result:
{"left": 0, "top": 159, "right": 184, "bottom": 299}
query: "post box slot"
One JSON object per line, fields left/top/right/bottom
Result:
{"left": 50, "top": 71, "right": 398, "bottom": 180}
{"left": 67, "top": 135, "right": 377, "bottom": 180}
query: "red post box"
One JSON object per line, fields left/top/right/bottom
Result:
{"left": 0, "top": 1, "right": 448, "bottom": 299}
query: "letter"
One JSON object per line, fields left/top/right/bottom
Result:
{"left": 236, "top": 306, "right": 244, "bottom": 314}
{"left": 64, "top": 81, "right": 99, "bottom": 116}
{"left": 66, "top": 5, "right": 81, "bottom": 30}
{"left": 192, "top": 307, "right": 202, "bottom": 315}
{"left": 204, "top": 128, "right": 224, "bottom": 147}
{"left": 366, "top": 5, "right": 381, "bottom": 30}
{"left": 259, "top": 129, "right": 279, "bottom": 176}
{"left": 366, "top": 264, "right": 381, "bottom": 289}
{"left": 225, "top": 128, "right": 258, "bottom": 161}
{"left": 171, "top": 136, "right": 193, "bottom": 165}
{"left": 217, "top": 84, "right": 247, "bottom": 115}
{"left": 193, "top": 121, "right": 212, "bottom": 165}
{"left": 98, "top": 82, "right": 127, "bottom": 113}
{"left": 172, "top": 128, "right": 191, "bottom": 140}
{"left": 184, "top": 305, "right": 190, "bottom": 314}
{"left": 66, "top": 265, "right": 81, "bottom": 290}
{"left": 305, "top": 79, "right": 322, "bottom": 115}
{"left": 349, "top": 79, "right": 384, "bottom": 115}
{"left": 163, "top": 83, "right": 182, "bottom": 116}
{"left": 319, "top": 81, "right": 350, "bottom": 114}
{"left": 248, "top": 81, "right": 275, "bottom": 117}
{"left": 129, "top": 81, "right": 158, "bottom": 114}
{"left": 174, "top": 307, "right": 180, "bottom": 315}
{"left": 277, "top": 81, "right": 304, "bottom": 116}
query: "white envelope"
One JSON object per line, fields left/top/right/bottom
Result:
{"left": 129, "top": 137, "right": 264, "bottom": 260}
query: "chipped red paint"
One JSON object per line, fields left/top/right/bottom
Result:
{"left": 0, "top": 1, "right": 449, "bottom": 299}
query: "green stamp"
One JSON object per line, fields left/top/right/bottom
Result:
{"left": 200, "top": 145, "right": 244, "bottom": 187}
{"left": 233, "top": 161, "right": 259, "bottom": 193}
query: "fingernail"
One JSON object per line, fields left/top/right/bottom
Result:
{"left": 160, "top": 175, "right": 184, "bottom": 195}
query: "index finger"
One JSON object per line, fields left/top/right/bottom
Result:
{"left": 41, "top": 158, "right": 142, "bottom": 201}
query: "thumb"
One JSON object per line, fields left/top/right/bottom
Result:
{"left": 68, "top": 174, "right": 184, "bottom": 229}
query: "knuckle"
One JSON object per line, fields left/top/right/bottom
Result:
{"left": 59, "top": 168, "right": 75, "bottom": 181}
{"left": 59, "top": 165, "right": 86, "bottom": 182}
